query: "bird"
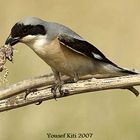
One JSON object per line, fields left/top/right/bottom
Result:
{"left": 4, "top": 17, "right": 139, "bottom": 97}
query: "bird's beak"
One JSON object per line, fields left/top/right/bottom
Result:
{"left": 5, "top": 35, "right": 20, "bottom": 46}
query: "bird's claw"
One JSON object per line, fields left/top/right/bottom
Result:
{"left": 51, "top": 85, "right": 58, "bottom": 100}
{"left": 51, "top": 83, "right": 69, "bottom": 100}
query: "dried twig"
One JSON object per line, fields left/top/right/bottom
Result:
{"left": 0, "top": 74, "right": 140, "bottom": 112}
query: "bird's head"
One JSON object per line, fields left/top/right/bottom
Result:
{"left": 5, "top": 17, "right": 47, "bottom": 47}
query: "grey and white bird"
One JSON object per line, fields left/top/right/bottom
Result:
{"left": 5, "top": 17, "right": 139, "bottom": 97}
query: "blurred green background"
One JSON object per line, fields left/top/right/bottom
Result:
{"left": 0, "top": 0, "right": 140, "bottom": 140}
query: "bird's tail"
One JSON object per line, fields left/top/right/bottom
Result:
{"left": 97, "top": 63, "right": 139, "bottom": 96}
{"left": 99, "top": 62, "right": 139, "bottom": 77}
{"left": 117, "top": 66, "right": 138, "bottom": 75}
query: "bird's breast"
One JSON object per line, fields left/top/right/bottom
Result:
{"left": 28, "top": 38, "right": 96, "bottom": 77}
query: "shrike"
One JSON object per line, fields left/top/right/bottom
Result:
{"left": 5, "top": 17, "right": 139, "bottom": 97}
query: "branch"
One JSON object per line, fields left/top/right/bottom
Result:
{"left": 0, "top": 74, "right": 140, "bottom": 112}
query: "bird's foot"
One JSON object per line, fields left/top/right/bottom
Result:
{"left": 51, "top": 83, "right": 69, "bottom": 100}
{"left": 25, "top": 88, "right": 42, "bottom": 105}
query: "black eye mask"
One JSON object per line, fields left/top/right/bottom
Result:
{"left": 11, "top": 23, "right": 46, "bottom": 38}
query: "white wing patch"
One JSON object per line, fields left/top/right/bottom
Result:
{"left": 92, "top": 52, "right": 103, "bottom": 60}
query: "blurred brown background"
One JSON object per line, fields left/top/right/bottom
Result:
{"left": 0, "top": 0, "right": 140, "bottom": 140}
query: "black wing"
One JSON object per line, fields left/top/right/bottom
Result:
{"left": 58, "top": 34, "right": 117, "bottom": 66}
